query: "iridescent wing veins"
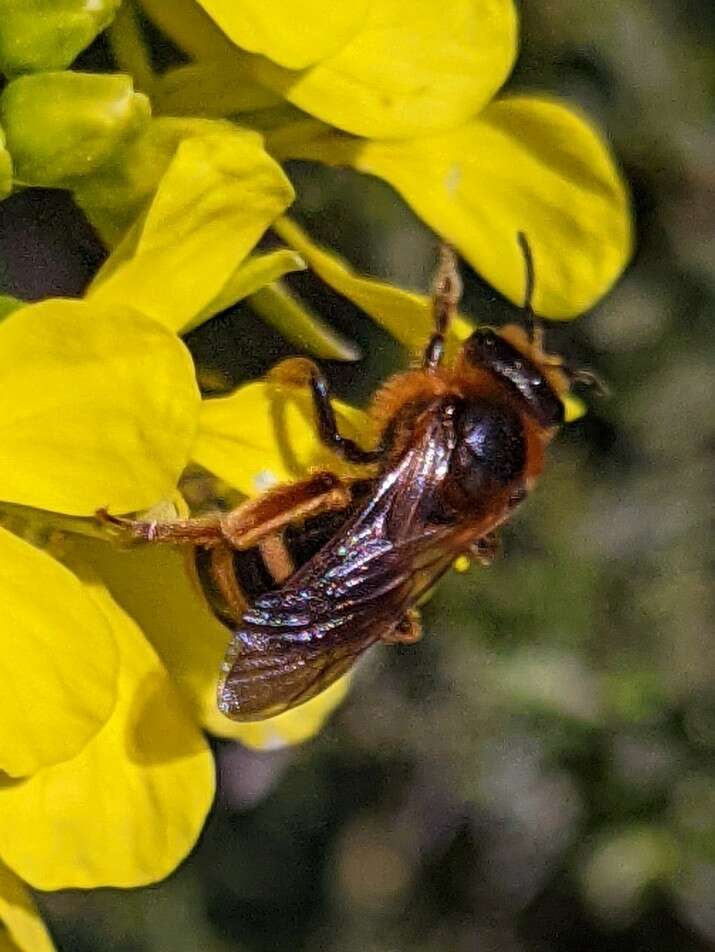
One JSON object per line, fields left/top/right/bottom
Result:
{"left": 218, "top": 408, "right": 461, "bottom": 720}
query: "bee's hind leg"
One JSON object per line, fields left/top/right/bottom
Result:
{"left": 98, "top": 470, "right": 353, "bottom": 553}
{"left": 96, "top": 508, "right": 224, "bottom": 546}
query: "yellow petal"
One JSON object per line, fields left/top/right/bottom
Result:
{"left": 98, "top": 229, "right": 314, "bottom": 345}
{"left": 74, "top": 116, "right": 232, "bottom": 247}
{"left": 0, "top": 862, "right": 56, "bottom": 952}
{"left": 563, "top": 393, "right": 586, "bottom": 423}
{"left": 0, "top": 563, "right": 215, "bottom": 890}
{"left": 243, "top": 0, "right": 518, "bottom": 138}
{"left": 195, "top": 0, "right": 369, "bottom": 69}
{"left": 0, "top": 299, "right": 200, "bottom": 515}
{"left": 75, "top": 538, "right": 350, "bottom": 745}
{"left": 188, "top": 249, "right": 306, "bottom": 333}
{"left": 247, "top": 281, "right": 361, "bottom": 361}
{"left": 274, "top": 216, "right": 473, "bottom": 355}
{"left": 288, "top": 95, "right": 632, "bottom": 316}
{"left": 0, "top": 528, "right": 118, "bottom": 778}
{"left": 194, "top": 380, "right": 369, "bottom": 495}
{"left": 152, "top": 61, "right": 281, "bottom": 117}
{"left": 74, "top": 539, "right": 230, "bottom": 735}
{"left": 139, "top": 0, "right": 238, "bottom": 61}
{"left": 88, "top": 129, "right": 295, "bottom": 332}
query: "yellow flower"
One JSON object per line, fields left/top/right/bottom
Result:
{"left": 0, "top": 298, "right": 212, "bottom": 893}
{"left": 74, "top": 116, "right": 359, "bottom": 749}
{"left": 0, "top": 125, "right": 352, "bottom": 908}
{"left": 0, "top": 0, "right": 634, "bottom": 938}
{"left": 142, "top": 0, "right": 517, "bottom": 138}
{"left": 74, "top": 114, "right": 358, "bottom": 358}
{"left": 127, "top": 0, "right": 632, "bottom": 327}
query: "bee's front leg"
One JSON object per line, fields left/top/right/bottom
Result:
{"left": 423, "top": 243, "right": 462, "bottom": 371}
{"left": 270, "top": 357, "right": 382, "bottom": 465}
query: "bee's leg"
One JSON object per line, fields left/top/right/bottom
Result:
{"left": 97, "top": 508, "right": 224, "bottom": 546}
{"left": 383, "top": 608, "right": 423, "bottom": 645}
{"left": 209, "top": 543, "right": 249, "bottom": 620}
{"left": 270, "top": 357, "right": 382, "bottom": 464}
{"left": 99, "top": 471, "right": 352, "bottom": 552}
{"left": 469, "top": 531, "right": 500, "bottom": 566}
{"left": 220, "top": 470, "right": 351, "bottom": 549}
{"left": 423, "top": 243, "right": 462, "bottom": 371}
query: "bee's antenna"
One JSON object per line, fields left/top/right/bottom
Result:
{"left": 514, "top": 234, "right": 606, "bottom": 397}
{"left": 516, "top": 231, "right": 541, "bottom": 347}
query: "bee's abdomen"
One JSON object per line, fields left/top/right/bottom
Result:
{"left": 195, "top": 488, "right": 371, "bottom": 628}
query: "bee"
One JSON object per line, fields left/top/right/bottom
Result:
{"left": 100, "top": 235, "right": 599, "bottom": 721}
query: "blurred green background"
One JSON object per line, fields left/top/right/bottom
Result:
{"left": 1, "top": 1, "right": 713, "bottom": 949}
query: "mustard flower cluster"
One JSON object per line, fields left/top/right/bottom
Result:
{"left": 0, "top": 1, "right": 631, "bottom": 946}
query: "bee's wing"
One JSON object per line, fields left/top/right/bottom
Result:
{"left": 218, "top": 410, "right": 460, "bottom": 721}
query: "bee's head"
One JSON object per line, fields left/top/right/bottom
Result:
{"left": 461, "top": 233, "right": 605, "bottom": 428}
{"left": 461, "top": 324, "right": 568, "bottom": 428}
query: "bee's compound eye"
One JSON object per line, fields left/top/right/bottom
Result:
{"left": 463, "top": 329, "right": 564, "bottom": 427}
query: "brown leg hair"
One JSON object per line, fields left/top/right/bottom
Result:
{"left": 97, "top": 508, "right": 225, "bottom": 546}
{"left": 97, "top": 472, "right": 352, "bottom": 552}
{"left": 220, "top": 472, "right": 351, "bottom": 548}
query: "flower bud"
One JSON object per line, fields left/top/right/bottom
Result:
{"left": 0, "top": 0, "right": 121, "bottom": 75}
{"left": 0, "top": 72, "right": 150, "bottom": 187}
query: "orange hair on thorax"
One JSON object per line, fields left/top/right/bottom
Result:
{"left": 368, "top": 359, "right": 550, "bottom": 486}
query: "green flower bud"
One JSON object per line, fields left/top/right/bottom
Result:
{"left": 0, "top": 72, "right": 150, "bottom": 187}
{"left": 0, "top": 0, "right": 121, "bottom": 75}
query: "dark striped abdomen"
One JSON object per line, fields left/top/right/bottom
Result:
{"left": 195, "top": 480, "right": 374, "bottom": 628}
